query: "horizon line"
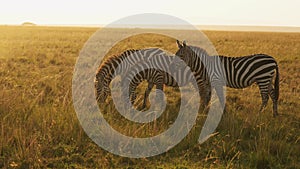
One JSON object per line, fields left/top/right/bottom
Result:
{"left": 2, "top": 23, "right": 300, "bottom": 33}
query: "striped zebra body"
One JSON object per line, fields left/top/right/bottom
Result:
{"left": 121, "top": 53, "right": 211, "bottom": 109}
{"left": 173, "top": 40, "right": 279, "bottom": 117}
{"left": 95, "top": 48, "right": 166, "bottom": 103}
{"left": 221, "top": 54, "right": 278, "bottom": 89}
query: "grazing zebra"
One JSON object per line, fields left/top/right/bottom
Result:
{"left": 95, "top": 48, "right": 166, "bottom": 103}
{"left": 172, "top": 40, "right": 279, "bottom": 117}
{"left": 120, "top": 53, "right": 211, "bottom": 109}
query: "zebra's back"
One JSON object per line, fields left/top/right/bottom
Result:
{"left": 95, "top": 48, "right": 167, "bottom": 102}
{"left": 124, "top": 53, "right": 196, "bottom": 87}
{"left": 219, "top": 54, "right": 278, "bottom": 88}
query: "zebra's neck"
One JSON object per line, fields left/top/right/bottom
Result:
{"left": 191, "top": 50, "right": 208, "bottom": 73}
{"left": 97, "top": 50, "right": 138, "bottom": 86}
{"left": 102, "top": 56, "right": 127, "bottom": 84}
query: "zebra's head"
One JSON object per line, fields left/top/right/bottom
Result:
{"left": 170, "top": 40, "right": 195, "bottom": 71}
{"left": 94, "top": 73, "right": 111, "bottom": 103}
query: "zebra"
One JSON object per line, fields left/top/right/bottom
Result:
{"left": 95, "top": 48, "right": 166, "bottom": 103}
{"left": 171, "top": 40, "right": 279, "bottom": 117}
{"left": 120, "top": 52, "right": 211, "bottom": 110}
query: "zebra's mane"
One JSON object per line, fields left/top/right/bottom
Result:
{"left": 186, "top": 45, "right": 210, "bottom": 64}
{"left": 188, "top": 45, "right": 209, "bottom": 56}
{"left": 96, "top": 49, "right": 139, "bottom": 73}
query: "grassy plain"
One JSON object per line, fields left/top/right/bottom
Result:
{"left": 0, "top": 26, "right": 299, "bottom": 168}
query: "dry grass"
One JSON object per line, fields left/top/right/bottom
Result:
{"left": 0, "top": 26, "right": 299, "bottom": 168}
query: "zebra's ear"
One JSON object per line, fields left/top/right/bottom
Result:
{"left": 183, "top": 40, "right": 186, "bottom": 47}
{"left": 176, "top": 40, "right": 183, "bottom": 49}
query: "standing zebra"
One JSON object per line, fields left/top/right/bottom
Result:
{"left": 120, "top": 53, "right": 211, "bottom": 109}
{"left": 172, "top": 40, "right": 279, "bottom": 117}
{"left": 95, "top": 48, "right": 166, "bottom": 103}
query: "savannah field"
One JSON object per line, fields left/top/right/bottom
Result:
{"left": 0, "top": 26, "right": 299, "bottom": 169}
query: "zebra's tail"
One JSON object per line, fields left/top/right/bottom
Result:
{"left": 274, "top": 64, "right": 279, "bottom": 100}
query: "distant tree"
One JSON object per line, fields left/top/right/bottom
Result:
{"left": 21, "top": 22, "right": 36, "bottom": 26}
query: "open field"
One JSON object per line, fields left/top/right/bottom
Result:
{"left": 0, "top": 26, "right": 299, "bottom": 168}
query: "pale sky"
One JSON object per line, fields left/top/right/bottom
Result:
{"left": 1, "top": 0, "right": 299, "bottom": 27}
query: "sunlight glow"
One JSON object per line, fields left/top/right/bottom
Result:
{"left": 1, "top": 0, "right": 299, "bottom": 27}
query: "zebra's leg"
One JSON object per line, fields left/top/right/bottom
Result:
{"left": 268, "top": 83, "right": 278, "bottom": 117}
{"left": 204, "top": 81, "right": 212, "bottom": 108}
{"left": 194, "top": 75, "right": 211, "bottom": 111}
{"left": 120, "top": 82, "right": 134, "bottom": 110}
{"left": 154, "top": 79, "right": 164, "bottom": 110}
{"left": 214, "top": 85, "right": 226, "bottom": 112}
{"left": 142, "top": 82, "right": 154, "bottom": 109}
{"left": 129, "top": 87, "right": 137, "bottom": 106}
{"left": 257, "top": 83, "right": 269, "bottom": 113}
{"left": 198, "top": 81, "right": 211, "bottom": 111}
{"left": 125, "top": 80, "right": 138, "bottom": 108}
{"left": 204, "top": 84, "right": 212, "bottom": 113}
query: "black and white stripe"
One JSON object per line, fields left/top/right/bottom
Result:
{"left": 173, "top": 40, "right": 279, "bottom": 116}
{"left": 95, "top": 48, "right": 166, "bottom": 103}
{"left": 121, "top": 53, "right": 211, "bottom": 109}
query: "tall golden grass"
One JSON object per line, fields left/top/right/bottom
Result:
{"left": 0, "top": 26, "right": 299, "bottom": 168}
